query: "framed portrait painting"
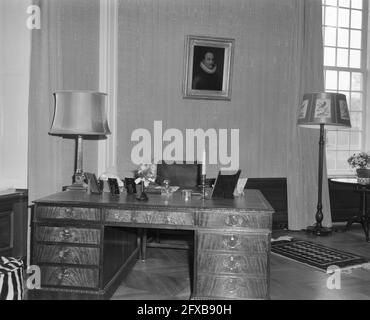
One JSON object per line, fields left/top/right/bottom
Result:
{"left": 183, "top": 35, "right": 235, "bottom": 100}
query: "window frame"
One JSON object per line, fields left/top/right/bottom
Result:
{"left": 322, "top": 0, "right": 369, "bottom": 177}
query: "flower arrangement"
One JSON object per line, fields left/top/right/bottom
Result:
{"left": 347, "top": 152, "right": 370, "bottom": 169}
{"left": 134, "top": 163, "right": 157, "bottom": 187}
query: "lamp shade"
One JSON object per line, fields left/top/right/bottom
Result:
{"left": 297, "top": 92, "right": 351, "bottom": 129}
{"left": 49, "top": 91, "right": 111, "bottom": 136}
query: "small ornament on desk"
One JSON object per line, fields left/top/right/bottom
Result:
{"left": 134, "top": 163, "right": 157, "bottom": 201}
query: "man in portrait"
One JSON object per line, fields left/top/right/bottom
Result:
{"left": 192, "top": 46, "right": 224, "bottom": 91}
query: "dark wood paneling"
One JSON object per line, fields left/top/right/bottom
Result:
{"left": 0, "top": 190, "right": 28, "bottom": 258}
{"left": 329, "top": 179, "right": 362, "bottom": 222}
{"left": 245, "top": 178, "right": 287, "bottom": 229}
{"left": 102, "top": 227, "right": 137, "bottom": 287}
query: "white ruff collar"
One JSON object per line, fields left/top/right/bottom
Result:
{"left": 200, "top": 61, "right": 217, "bottom": 74}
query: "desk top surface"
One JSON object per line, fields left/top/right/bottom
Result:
{"left": 34, "top": 189, "right": 274, "bottom": 212}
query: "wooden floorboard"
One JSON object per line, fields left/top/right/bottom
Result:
{"left": 112, "top": 223, "right": 370, "bottom": 300}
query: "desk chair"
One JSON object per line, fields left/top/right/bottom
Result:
{"left": 141, "top": 162, "right": 201, "bottom": 261}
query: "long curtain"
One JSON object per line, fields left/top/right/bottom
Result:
{"left": 28, "top": 0, "right": 100, "bottom": 202}
{"left": 28, "top": 0, "right": 64, "bottom": 202}
{"left": 287, "top": 0, "right": 332, "bottom": 230}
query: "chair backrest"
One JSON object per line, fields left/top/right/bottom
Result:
{"left": 156, "top": 162, "right": 201, "bottom": 187}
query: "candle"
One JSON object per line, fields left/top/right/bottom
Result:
{"left": 202, "top": 150, "right": 206, "bottom": 175}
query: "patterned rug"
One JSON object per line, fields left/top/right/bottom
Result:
{"left": 271, "top": 238, "right": 368, "bottom": 271}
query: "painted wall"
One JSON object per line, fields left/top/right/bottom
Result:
{"left": 116, "top": 0, "right": 298, "bottom": 179}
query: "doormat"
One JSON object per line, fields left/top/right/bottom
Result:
{"left": 271, "top": 238, "right": 368, "bottom": 271}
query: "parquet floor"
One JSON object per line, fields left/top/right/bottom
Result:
{"left": 112, "top": 223, "right": 370, "bottom": 300}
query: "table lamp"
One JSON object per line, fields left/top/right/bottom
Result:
{"left": 297, "top": 92, "right": 351, "bottom": 235}
{"left": 49, "top": 91, "right": 111, "bottom": 191}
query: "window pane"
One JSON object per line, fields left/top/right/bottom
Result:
{"left": 338, "top": 28, "right": 349, "bottom": 47}
{"left": 326, "top": 0, "right": 338, "bottom": 6}
{"left": 338, "top": 8, "right": 350, "bottom": 27}
{"left": 326, "top": 7, "right": 338, "bottom": 26}
{"left": 337, "top": 151, "right": 351, "bottom": 169}
{"left": 350, "top": 112, "right": 362, "bottom": 129}
{"left": 325, "top": 27, "right": 337, "bottom": 46}
{"left": 337, "top": 48, "right": 348, "bottom": 67}
{"left": 326, "top": 70, "right": 338, "bottom": 89}
{"left": 324, "top": 47, "right": 336, "bottom": 66}
{"left": 350, "top": 131, "right": 361, "bottom": 150}
{"left": 351, "top": 72, "right": 362, "bottom": 90}
{"left": 349, "top": 49, "right": 361, "bottom": 68}
{"left": 337, "top": 131, "right": 350, "bottom": 150}
{"left": 326, "top": 131, "right": 337, "bottom": 149}
{"left": 351, "top": 0, "right": 362, "bottom": 9}
{"left": 326, "top": 150, "right": 336, "bottom": 170}
{"left": 350, "top": 30, "right": 362, "bottom": 49}
{"left": 338, "top": 71, "right": 350, "bottom": 90}
{"left": 350, "top": 92, "right": 362, "bottom": 111}
{"left": 351, "top": 10, "right": 362, "bottom": 29}
{"left": 339, "top": 0, "right": 350, "bottom": 7}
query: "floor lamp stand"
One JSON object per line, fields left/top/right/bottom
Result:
{"left": 306, "top": 124, "right": 332, "bottom": 236}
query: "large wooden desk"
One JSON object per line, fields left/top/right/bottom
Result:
{"left": 30, "top": 189, "right": 273, "bottom": 300}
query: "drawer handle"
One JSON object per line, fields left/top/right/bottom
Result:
{"left": 58, "top": 248, "right": 71, "bottom": 260}
{"left": 223, "top": 235, "right": 241, "bottom": 249}
{"left": 62, "top": 207, "right": 74, "bottom": 218}
{"left": 224, "top": 278, "right": 238, "bottom": 294}
{"left": 57, "top": 269, "right": 72, "bottom": 281}
{"left": 224, "top": 215, "right": 244, "bottom": 227}
{"left": 59, "top": 229, "right": 74, "bottom": 241}
{"left": 223, "top": 256, "right": 242, "bottom": 272}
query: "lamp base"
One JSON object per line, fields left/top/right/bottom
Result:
{"left": 66, "top": 183, "right": 87, "bottom": 192}
{"left": 306, "top": 225, "right": 332, "bottom": 236}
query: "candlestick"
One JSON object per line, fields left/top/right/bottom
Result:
{"left": 201, "top": 174, "right": 206, "bottom": 199}
{"left": 202, "top": 150, "right": 206, "bottom": 175}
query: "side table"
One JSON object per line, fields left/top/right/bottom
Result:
{"left": 331, "top": 178, "right": 370, "bottom": 242}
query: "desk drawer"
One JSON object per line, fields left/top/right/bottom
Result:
{"left": 105, "top": 209, "right": 194, "bottom": 226}
{"left": 197, "top": 252, "right": 267, "bottom": 276}
{"left": 197, "top": 232, "right": 269, "bottom": 253}
{"left": 33, "top": 244, "right": 100, "bottom": 266}
{"left": 196, "top": 275, "right": 268, "bottom": 300}
{"left": 40, "top": 266, "right": 99, "bottom": 289}
{"left": 36, "top": 206, "right": 100, "bottom": 221}
{"left": 34, "top": 226, "right": 101, "bottom": 245}
{"left": 197, "top": 211, "right": 271, "bottom": 230}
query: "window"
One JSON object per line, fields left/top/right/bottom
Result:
{"left": 322, "top": 0, "right": 368, "bottom": 176}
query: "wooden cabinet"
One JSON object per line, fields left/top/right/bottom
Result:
{"left": 0, "top": 190, "right": 28, "bottom": 258}
{"left": 30, "top": 190, "right": 273, "bottom": 300}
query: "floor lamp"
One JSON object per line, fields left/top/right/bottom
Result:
{"left": 49, "top": 91, "right": 111, "bottom": 191}
{"left": 297, "top": 92, "right": 351, "bottom": 235}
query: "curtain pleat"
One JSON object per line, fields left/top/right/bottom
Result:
{"left": 287, "top": 0, "right": 331, "bottom": 230}
{"left": 28, "top": 0, "right": 64, "bottom": 202}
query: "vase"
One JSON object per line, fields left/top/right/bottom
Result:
{"left": 136, "top": 181, "right": 148, "bottom": 201}
{"left": 356, "top": 169, "right": 370, "bottom": 185}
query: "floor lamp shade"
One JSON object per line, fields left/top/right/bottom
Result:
{"left": 297, "top": 92, "right": 351, "bottom": 129}
{"left": 297, "top": 92, "right": 351, "bottom": 236}
{"left": 49, "top": 91, "right": 111, "bottom": 190}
